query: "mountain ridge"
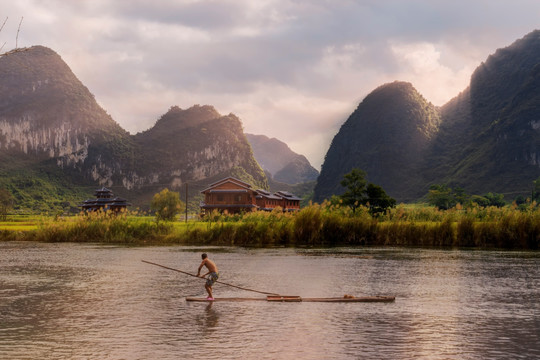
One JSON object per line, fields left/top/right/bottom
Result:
{"left": 245, "top": 133, "right": 319, "bottom": 185}
{"left": 3, "top": 29, "right": 540, "bottom": 210}
{"left": 315, "top": 81, "right": 441, "bottom": 202}
{"left": 0, "top": 46, "right": 267, "bottom": 211}
{"left": 314, "top": 29, "right": 540, "bottom": 202}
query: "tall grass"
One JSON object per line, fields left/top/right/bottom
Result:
{"left": 31, "top": 210, "right": 172, "bottom": 244}
{"left": 1, "top": 204, "right": 539, "bottom": 249}
{"left": 182, "top": 208, "right": 295, "bottom": 247}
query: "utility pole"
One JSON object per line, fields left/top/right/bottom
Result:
{"left": 185, "top": 182, "right": 188, "bottom": 223}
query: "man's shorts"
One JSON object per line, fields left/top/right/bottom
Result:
{"left": 206, "top": 272, "right": 219, "bottom": 286}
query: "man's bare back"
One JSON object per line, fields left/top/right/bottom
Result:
{"left": 197, "top": 253, "right": 219, "bottom": 300}
{"left": 199, "top": 257, "right": 218, "bottom": 275}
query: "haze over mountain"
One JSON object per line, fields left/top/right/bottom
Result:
{"left": 2, "top": 29, "right": 540, "bottom": 210}
{"left": 245, "top": 134, "right": 319, "bottom": 185}
{"left": 0, "top": 46, "right": 266, "bottom": 211}
{"left": 314, "top": 30, "right": 540, "bottom": 202}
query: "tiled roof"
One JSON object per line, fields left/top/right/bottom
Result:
{"left": 79, "top": 189, "right": 131, "bottom": 210}
{"left": 256, "top": 189, "right": 282, "bottom": 200}
{"left": 209, "top": 189, "right": 249, "bottom": 193}
{"left": 200, "top": 203, "right": 257, "bottom": 209}
{"left": 208, "top": 177, "right": 252, "bottom": 188}
{"left": 275, "top": 191, "right": 302, "bottom": 201}
{"left": 201, "top": 177, "right": 254, "bottom": 193}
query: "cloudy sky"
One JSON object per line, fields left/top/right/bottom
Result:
{"left": 2, "top": 1, "right": 540, "bottom": 169}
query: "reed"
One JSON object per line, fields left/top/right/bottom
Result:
{"left": 1, "top": 203, "right": 539, "bottom": 249}
{"left": 31, "top": 210, "right": 172, "bottom": 244}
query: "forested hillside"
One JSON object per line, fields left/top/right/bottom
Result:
{"left": 315, "top": 30, "right": 540, "bottom": 202}
{"left": 315, "top": 81, "right": 440, "bottom": 202}
{"left": 0, "top": 47, "right": 266, "bottom": 212}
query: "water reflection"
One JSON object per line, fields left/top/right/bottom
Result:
{"left": 195, "top": 302, "right": 220, "bottom": 332}
{"left": 0, "top": 243, "right": 539, "bottom": 359}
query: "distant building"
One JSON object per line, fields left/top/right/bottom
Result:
{"left": 79, "top": 187, "right": 131, "bottom": 213}
{"left": 274, "top": 191, "right": 301, "bottom": 211}
{"left": 255, "top": 190, "right": 300, "bottom": 211}
{"left": 200, "top": 177, "right": 301, "bottom": 214}
{"left": 255, "top": 189, "right": 283, "bottom": 211}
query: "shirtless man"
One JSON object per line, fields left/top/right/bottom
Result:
{"left": 197, "top": 253, "right": 219, "bottom": 300}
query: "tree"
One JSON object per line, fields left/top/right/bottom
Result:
{"left": 151, "top": 188, "right": 183, "bottom": 222}
{"left": 340, "top": 168, "right": 367, "bottom": 213}
{"left": 0, "top": 188, "right": 14, "bottom": 220}
{"left": 427, "top": 184, "right": 456, "bottom": 210}
{"left": 366, "top": 183, "right": 396, "bottom": 215}
{"left": 533, "top": 176, "right": 540, "bottom": 202}
{"left": 339, "top": 168, "right": 396, "bottom": 214}
{"left": 470, "top": 195, "right": 490, "bottom": 207}
{"left": 429, "top": 185, "right": 505, "bottom": 209}
{"left": 483, "top": 192, "right": 506, "bottom": 207}
{"left": 453, "top": 187, "right": 470, "bottom": 206}
{"left": 514, "top": 195, "right": 527, "bottom": 207}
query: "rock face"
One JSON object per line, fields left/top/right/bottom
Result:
{"left": 314, "top": 30, "right": 540, "bottom": 202}
{"left": 246, "top": 133, "right": 319, "bottom": 184}
{"left": 0, "top": 46, "right": 266, "bottom": 210}
{"left": 0, "top": 46, "right": 134, "bottom": 194}
{"left": 133, "top": 105, "right": 267, "bottom": 191}
{"left": 0, "top": 46, "right": 129, "bottom": 165}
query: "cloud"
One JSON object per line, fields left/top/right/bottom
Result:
{"left": 3, "top": 0, "right": 540, "bottom": 169}
{"left": 390, "top": 42, "right": 475, "bottom": 105}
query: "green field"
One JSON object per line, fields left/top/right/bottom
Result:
{"left": 0, "top": 215, "right": 40, "bottom": 231}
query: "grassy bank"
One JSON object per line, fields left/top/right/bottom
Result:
{"left": 1, "top": 203, "right": 539, "bottom": 249}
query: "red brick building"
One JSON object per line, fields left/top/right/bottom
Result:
{"left": 200, "top": 177, "right": 301, "bottom": 214}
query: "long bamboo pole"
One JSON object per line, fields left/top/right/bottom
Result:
{"left": 141, "top": 260, "right": 279, "bottom": 296}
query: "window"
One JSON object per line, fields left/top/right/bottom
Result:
{"left": 217, "top": 194, "right": 224, "bottom": 202}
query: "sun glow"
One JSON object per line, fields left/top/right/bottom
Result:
{"left": 391, "top": 42, "right": 475, "bottom": 105}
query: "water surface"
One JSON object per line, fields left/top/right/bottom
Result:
{"left": 1, "top": 243, "right": 539, "bottom": 359}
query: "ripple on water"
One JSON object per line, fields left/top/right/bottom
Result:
{"left": 0, "top": 244, "right": 539, "bottom": 359}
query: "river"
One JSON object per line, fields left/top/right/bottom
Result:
{"left": 0, "top": 242, "right": 538, "bottom": 359}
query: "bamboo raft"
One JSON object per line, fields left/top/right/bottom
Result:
{"left": 141, "top": 261, "right": 396, "bottom": 304}
{"left": 186, "top": 295, "right": 395, "bottom": 303}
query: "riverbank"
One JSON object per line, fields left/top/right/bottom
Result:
{"left": 1, "top": 204, "right": 539, "bottom": 249}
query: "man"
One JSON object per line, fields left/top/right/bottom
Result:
{"left": 197, "top": 253, "right": 219, "bottom": 300}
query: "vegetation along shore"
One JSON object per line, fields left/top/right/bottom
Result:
{"left": 1, "top": 202, "right": 539, "bottom": 250}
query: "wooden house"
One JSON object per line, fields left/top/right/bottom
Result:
{"left": 79, "top": 187, "right": 130, "bottom": 213}
{"left": 255, "top": 189, "right": 283, "bottom": 211}
{"left": 275, "top": 191, "right": 301, "bottom": 211}
{"left": 200, "top": 177, "right": 258, "bottom": 214}
{"left": 200, "top": 177, "right": 301, "bottom": 214}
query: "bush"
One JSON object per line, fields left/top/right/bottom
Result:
{"left": 151, "top": 189, "right": 183, "bottom": 222}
